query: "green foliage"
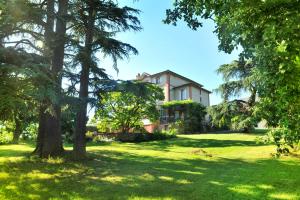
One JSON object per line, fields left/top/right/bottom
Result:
{"left": 0, "top": 132, "right": 13, "bottom": 145}
{"left": 60, "top": 105, "right": 77, "bottom": 143}
{"left": 162, "top": 100, "right": 194, "bottom": 108}
{"left": 65, "top": 0, "right": 142, "bottom": 106}
{"left": 270, "top": 128, "right": 300, "bottom": 155}
{"left": 216, "top": 59, "right": 256, "bottom": 101}
{"left": 162, "top": 100, "right": 206, "bottom": 133}
{"left": 96, "top": 119, "right": 111, "bottom": 133}
{"left": 209, "top": 59, "right": 258, "bottom": 132}
{"left": 183, "top": 102, "right": 207, "bottom": 133}
{"left": 207, "top": 103, "right": 231, "bottom": 129}
{"left": 0, "top": 121, "right": 13, "bottom": 144}
{"left": 22, "top": 123, "right": 38, "bottom": 141}
{"left": 0, "top": 119, "right": 39, "bottom": 143}
{"left": 207, "top": 100, "right": 257, "bottom": 132}
{"left": 165, "top": 0, "right": 300, "bottom": 151}
{"left": 96, "top": 81, "right": 164, "bottom": 133}
{"left": 162, "top": 120, "right": 183, "bottom": 136}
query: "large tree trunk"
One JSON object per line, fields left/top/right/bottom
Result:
{"left": 73, "top": 4, "right": 95, "bottom": 159}
{"left": 34, "top": 0, "right": 67, "bottom": 157}
{"left": 34, "top": 105, "right": 46, "bottom": 155}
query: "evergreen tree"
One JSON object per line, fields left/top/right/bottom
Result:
{"left": 0, "top": 0, "right": 68, "bottom": 157}
{"left": 212, "top": 59, "right": 258, "bottom": 132}
{"left": 67, "top": 0, "right": 141, "bottom": 158}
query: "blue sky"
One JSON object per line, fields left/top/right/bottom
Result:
{"left": 102, "top": 0, "right": 240, "bottom": 105}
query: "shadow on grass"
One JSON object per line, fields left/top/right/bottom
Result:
{"left": 1, "top": 148, "right": 300, "bottom": 200}
{"left": 135, "top": 137, "right": 265, "bottom": 152}
{"left": 0, "top": 150, "right": 30, "bottom": 158}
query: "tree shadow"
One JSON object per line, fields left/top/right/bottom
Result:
{"left": 135, "top": 137, "right": 264, "bottom": 152}
{"left": 1, "top": 148, "right": 300, "bottom": 200}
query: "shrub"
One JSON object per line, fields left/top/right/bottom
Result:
{"left": 0, "top": 133, "right": 12, "bottom": 144}
{"left": 270, "top": 127, "right": 300, "bottom": 155}
{"left": 153, "top": 128, "right": 177, "bottom": 140}
{"left": 161, "top": 120, "right": 183, "bottom": 136}
{"left": 22, "top": 123, "right": 38, "bottom": 140}
{"left": 0, "top": 132, "right": 13, "bottom": 144}
{"left": 256, "top": 127, "right": 300, "bottom": 157}
{"left": 95, "top": 82, "right": 164, "bottom": 134}
{"left": 0, "top": 122, "right": 13, "bottom": 144}
{"left": 89, "top": 131, "right": 177, "bottom": 143}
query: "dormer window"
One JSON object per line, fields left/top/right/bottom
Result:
{"left": 155, "top": 77, "right": 160, "bottom": 84}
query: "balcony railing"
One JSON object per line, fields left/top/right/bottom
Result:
{"left": 160, "top": 116, "right": 182, "bottom": 124}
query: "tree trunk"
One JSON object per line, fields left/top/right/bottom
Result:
{"left": 244, "top": 88, "right": 257, "bottom": 133}
{"left": 73, "top": 5, "right": 95, "bottom": 159}
{"left": 34, "top": 0, "right": 67, "bottom": 158}
{"left": 13, "top": 115, "right": 22, "bottom": 144}
{"left": 73, "top": 64, "right": 89, "bottom": 159}
{"left": 34, "top": 106, "right": 46, "bottom": 155}
{"left": 248, "top": 88, "right": 257, "bottom": 107}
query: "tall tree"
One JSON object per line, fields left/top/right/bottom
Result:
{"left": 67, "top": 0, "right": 141, "bottom": 158}
{"left": 165, "top": 0, "right": 300, "bottom": 152}
{"left": 0, "top": 0, "right": 69, "bottom": 157}
{"left": 96, "top": 81, "right": 164, "bottom": 134}
{"left": 213, "top": 59, "right": 258, "bottom": 132}
{"left": 34, "top": 0, "right": 68, "bottom": 157}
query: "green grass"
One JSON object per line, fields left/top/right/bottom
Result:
{"left": 1, "top": 133, "right": 300, "bottom": 200}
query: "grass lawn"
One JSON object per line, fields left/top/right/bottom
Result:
{"left": 1, "top": 133, "right": 300, "bottom": 200}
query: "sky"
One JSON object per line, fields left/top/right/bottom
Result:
{"left": 101, "top": 0, "right": 241, "bottom": 105}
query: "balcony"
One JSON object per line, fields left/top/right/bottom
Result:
{"left": 160, "top": 116, "right": 183, "bottom": 124}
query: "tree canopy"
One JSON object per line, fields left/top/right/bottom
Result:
{"left": 165, "top": 0, "right": 300, "bottom": 153}
{"left": 0, "top": 0, "right": 142, "bottom": 158}
{"left": 95, "top": 81, "right": 164, "bottom": 133}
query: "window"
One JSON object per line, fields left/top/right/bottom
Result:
{"left": 180, "top": 88, "right": 187, "bottom": 100}
{"left": 155, "top": 77, "right": 160, "bottom": 84}
{"left": 200, "top": 97, "right": 202, "bottom": 102}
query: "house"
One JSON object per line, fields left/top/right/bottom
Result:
{"left": 136, "top": 70, "right": 211, "bottom": 132}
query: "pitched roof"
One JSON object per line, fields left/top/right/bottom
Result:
{"left": 142, "top": 70, "right": 212, "bottom": 93}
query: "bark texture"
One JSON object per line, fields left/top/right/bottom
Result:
{"left": 73, "top": 3, "right": 95, "bottom": 159}
{"left": 34, "top": 0, "right": 67, "bottom": 157}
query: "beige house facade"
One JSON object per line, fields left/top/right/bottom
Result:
{"left": 136, "top": 70, "right": 211, "bottom": 106}
{"left": 136, "top": 70, "right": 211, "bottom": 131}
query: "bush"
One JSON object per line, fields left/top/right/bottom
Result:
{"left": 89, "top": 131, "right": 177, "bottom": 143}
{"left": 167, "top": 120, "right": 184, "bottom": 135}
{"left": 256, "top": 127, "right": 300, "bottom": 157}
{"left": 153, "top": 129, "right": 177, "bottom": 140}
{"left": 0, "top": 132, "right": 13, "bottom": 144}
{"left": 0, "top": 131, "right": 13, "bottom": 144}
{"left": 270, "top": 127, "right": 300, "bottom": 155}
{"left": 0, "top": 122, "right": 13, "bottom": 144}
{"left": 21, "top": 123, "right": 38, "bottom": 140}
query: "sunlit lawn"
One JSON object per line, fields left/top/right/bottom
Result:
{"left": 1, "top": 133, "right": 300, "bottom": 200}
